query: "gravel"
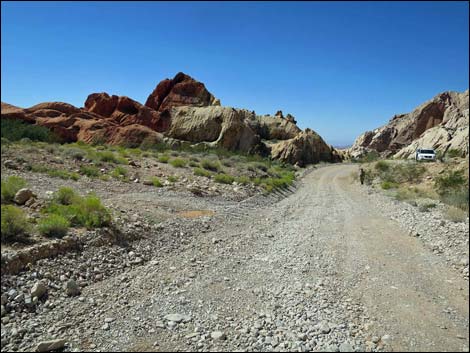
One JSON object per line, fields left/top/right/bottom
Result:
{"left": 1, "top": 164, "right": 468, "bottom": 352}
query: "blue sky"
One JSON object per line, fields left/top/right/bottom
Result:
{"left": 2, "top": 1, "right": 468, "bottom": 146}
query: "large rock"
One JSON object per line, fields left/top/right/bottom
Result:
{"left": 350, "top": 90, "right": 469, "bottom": 158}
{"left": 13, "top": 188, "right": 34, "bottom": 205}
{"left": 30, "top": 281, "right": 47, "bottom": 299}
{"left": 167, "top": 106, "right": 263, "bottom": 153}
{"left": 1, "top": 72, "right": 339, "bottom": 165}
{"left": 247, "top": 111, "right": 301, "bottom": 140}
{"left": 84, "top": 93, "right": 170, "bottom": 132}
{"left": 270, "top": 129, "right": 340, "bottom": 166}
{"left": 145, "top": 72, "right": 219, "bottom": 112}
{"left": 35, "top": 338, "right": 67, "bottom": 352}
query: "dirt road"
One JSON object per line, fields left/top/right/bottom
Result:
{"left": 3, "top": 164, "right": 468, "bottom": 352}
{"left": 82, "top": 164, "right": 468, "bottom": 352}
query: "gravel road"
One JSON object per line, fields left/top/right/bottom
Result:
{"left": 2, "top": 164, "right": 468, "bottom": 352}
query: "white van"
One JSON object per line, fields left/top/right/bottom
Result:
{"left": 415, "top": 148, "right": 436, "bottom": 161}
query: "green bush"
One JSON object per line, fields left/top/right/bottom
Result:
{"left": 64, "top": 147, "right": 86, "bottom": 161}
{"left": 214, "top": 173, "right": 235, "bottom": 184}
{"left": 194, "top": 167, "right": 212, "bottom": 177}
{"left": 96, "top": 151, "right": 127, "bottom": 164}
{"left": 189, "top": 161, "right": 200, "bottom": 167}
{"left": 1, "top": 205, "right": 30, "bottom": 242}
{"left": 201, "top": 159, "right": 221, "bottom": 172}
{"left": 79, "top": 165, "right": 100, "bottom": 177}
{"left": 111, "top": 166, "right": 128, "bottom": 179}
{"left": 170, "top": 158, "right": 187, "bottom": 168}
{"left": 435, "top": 170, "right": 467, "bottom": 193}
{"left": 263, "top": 171, "right": 296, "bottom": 191}
{"left": 447, "top": 149, "right": 463, "bottom": 158}
{"left": 375, "top": 160, "right": 390, "bottom": 172}
{"left": 150, "top": 177, "right": 163, "bottom": 187}
{"left": 158, "top": 155, "right": 170, "bottom": 163}
{"left": 395, "top": 163, "right": 426, "bottom": 182}
{"left": 236, "top": 176, "right": 251, "bottom": 185}
{"left": 418, "top": 202, "right": 437, "bottom": 212}
{"left": 167, "top": 175, "right": 179, "bottom": 183}
{"left": 30, "top": 165, "right": 80, "bottom": 181}
{"left": 381, "top": 181, "right": 399, "bottom": 190}
{"left": 54, "top": 187, "right": 79, "bottom": 205}
{"left": 1, "top": 119, "right": 61, "bottom": 143}
{"left": 46, "top": 192, "right": 111, "bottom": 229}
{"left": 37, "top": 214, "right": 70, "bottom": 238}
{"left": 49, "top": 169, "right": 80, "bottom": 181}
{"left": 1, "top": 176, "right": 28, "bottom": 203}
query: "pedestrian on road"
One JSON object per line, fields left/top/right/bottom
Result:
{"left": 359, "top": 168, "right": 365, "bottom": 185}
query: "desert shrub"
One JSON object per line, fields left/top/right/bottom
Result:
{"left": 375, "top": 160, "right": 390, "bottom": 172}
{"left": 194, "top": 167, "right": 212, "bottom": 177}
{"left": 444, "top": 206, "right": 467, "bottom": 223}
{"left": 263, "top": 171, "right": 295, "bottom": 190}
{"left": 189, "top": 160, "right": 200, "bottom": 167}
{"left": 79, "top": 165, "right": 100, "bottom": 178}
{"left": 96, "top": 151, "right": 127, "bottom": 164}
{"left": 236, "top": 176, "right": 250, "bottom": 185}
{"left": 75, "top": 194, "right": 111, "bottom": 228}
{"left": 170, "top": 151, "right": 180, "bottom": 157}
{"left": 48, "top": 169, "right": 80, "bottom": 181}
{"left": 263, "top": 184, "right": 274, "bottom": 193}
{"left": 99, "top": 175, "right": 110, "bottom": 181}
{"left": 440, "top": 190, "right": 469, "bottom": 212}
{"left": 1, "top": 176, "right": 28, "bottom": 203}
{"left": 45, "top": 144, "right": 60, "bottom": 154}
{"left": 201, "top": 159, "right": 221, "bottom": 172}
{"left": 189, "top": 156, "right": 200, "bottom": 162}
{"left": 37, "top": 214, "right": 70, "bottom": 238}
{"left": 418, "top": 201, "right": 437, "bottom": 212}
{"left": 150, "top": 177, "right": 163, "bottom": 187}
{"left": 1, "top": 205, "right": 31, "bottom": 242}
{"left": 222, "top": 159, "right": 233, "bottom": 167}
{"left": 381, "top": 181, "right": 399, "bottom": 190}
{"left": 394, "top": 188, "right": 415, "bottom": 201}
{"left": 64, "top": 147, "right": 86, "bottom": 161}
{"left": 170, "top": 158, "right": 187, "bottom": 168}
{"left": 252, "top": 162, "right": 269, "bottom": 172}
{"left": 214, "top": 173, "right": 235, "bottom": 184}
{"left": 435, "top": 170, "right": 467, "bottom": 193}
{"left": 167, "top": 175, "right": 179, "bottom": 183}
{"left": 447, "top": 149, "right": 463, "bottom": 158}
{"left": 46, "top": 192, "right": 111, "bottom": 229}
{"left": 111, "top": 166, "right": 128, "bottom": 179}
{"left": 53, "top": 187, "right": 79, "bottom": 205}
{"left": 158, "top": 155, "right": 170, "bottom": 163}
{"left": 393, "top": 163, "right": 426, "bottom": 183}
{"left": 0, "top": 119, "right": 61, "bottom": 143}
{"left": 30, "top": 165, "right": 80, "bottom": 181}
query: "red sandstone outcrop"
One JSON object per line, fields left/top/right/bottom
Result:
{"left": 1, "top": 72, "right": 341, "bottom": 165}
{"left": 145, "top": 72, "right": 219, "bottom": 112}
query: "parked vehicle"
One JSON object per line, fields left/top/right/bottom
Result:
{"left": 415, "top": 148, "right": 436, "bottom": 161}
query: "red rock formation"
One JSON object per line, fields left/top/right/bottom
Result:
{"left": 145, "top": 72, "right": 218, "bottom": 112}
{"left": 84, "top": 93, "right": 170, "bottom": 132}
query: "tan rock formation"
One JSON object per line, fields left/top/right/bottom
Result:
{"left": 350, "top": 90, "right": 469, "bottom": 158}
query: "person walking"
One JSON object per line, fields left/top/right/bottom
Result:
{"left": 359, "top": 168, "right": 365, "bottom": 185}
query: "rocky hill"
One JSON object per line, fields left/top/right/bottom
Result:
{"left": 1, "top": 73, "right": 340, "bottom": 166}
{"left": 349, "top": 90, "right": 469, "bottom": 159}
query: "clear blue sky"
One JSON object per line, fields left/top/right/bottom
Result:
{"left": 2, "top": 1, "right": 469, "bottom": 146}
